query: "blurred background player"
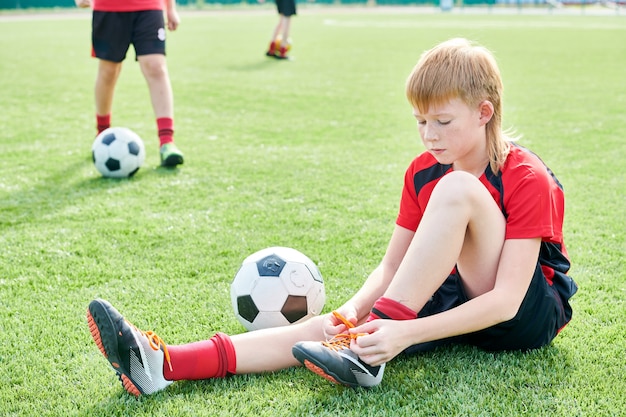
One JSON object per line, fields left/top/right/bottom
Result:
{"left": 260, "top": 0, "right": 296, "bottom": 60}
{"left": 75, "top": 0, "right": 184, "bottom": 167}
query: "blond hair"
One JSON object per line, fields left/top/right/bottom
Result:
{"left": 406, "top": 38, "right": 511, "bottom": 174}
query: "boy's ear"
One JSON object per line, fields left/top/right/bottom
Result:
{"left": 478, "top": 100, "right": 494, "bottom": 125}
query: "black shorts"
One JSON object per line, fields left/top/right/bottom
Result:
{"left": 92, "top": 10, "right": 166, "bottom": 62}
{"left": 275, "top": 0, "right": 296, "bottom": 17}
{"left": 404, "top": 262, "right": 575, "bottom": 354}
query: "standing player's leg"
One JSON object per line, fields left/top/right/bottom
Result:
{"left": 134, "top": 10, "right": 183, "bottom": 167}
{"left": 138, "top": 54, "right": 173, "bottom": 123}
{"left": 91, "top": 10, "right": 129, "bottom": 135}
{"left": 138, "top": 54, "right": 183, "bottom": 167}
{"left": 266, "top": 17, "right": 284, "bottom": 57}
{"left": 274, "top": 0, "right": 296, "bottom": 60}
{"left": 275, "top": 15, "right": 292, "bottom": 59}
{"left": 94, "top": 59, "right": 122, "bottom": 134}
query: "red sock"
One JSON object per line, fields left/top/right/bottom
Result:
{"left": 96, "top": 114, "right": 110, "bottom": 134}
{"left": 367, "top": 297, "right": 417, "bottom": 322}
{"left": 157, "top": 117, "right": 174, "bottom": 147}
{"left": 163, "top": 333, "right": 236, "bottom": 381}
{"left": 267, "top": 41, "right": 277, "bottom": 54}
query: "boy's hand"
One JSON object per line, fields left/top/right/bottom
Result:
{"left": 75, "top": 0, "right": 91, "bottom": 8}
{"left": 350, "top": 319, "right": 409, "bottom": 366}
{"left": 322, "top": 306, "right": 357, "bottom": 340}
{"left": 166, "top": 9, "right": 180, "bottom": 31}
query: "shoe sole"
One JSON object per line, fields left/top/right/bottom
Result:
{"left": 86, "top": 300, "right": 142, "bottom": 397}
{"left": 303, "top": 360, "right": 344, "bottom": 386}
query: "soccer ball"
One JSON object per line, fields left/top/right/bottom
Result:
{"left": 231, "top": 247, "right": 326, "bottom": 331}
{"left": 92, "top": 127, "right": 146, "bottom": 178}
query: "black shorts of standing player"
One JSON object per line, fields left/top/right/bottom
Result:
{"left": 403, "top": 262, "right": 576, "bottom": 354}
{"left": 275, "top": 0, "right": 296, "bottom": 17}
{"left": 92, "top": 10, "right": 166, "bottom": 63}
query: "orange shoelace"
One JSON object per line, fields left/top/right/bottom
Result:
{"left": 321, "top": 311, "right": 367, "bottom": 351}
{"left": 126, "top": 320, "right": 173, "bottom": 372}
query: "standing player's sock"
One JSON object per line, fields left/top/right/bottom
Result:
{"left": 157, "top": 117, "right": 174, "bottom": 147}
{"left": 277, "top": 45, "right": 289, "bottom": 59}
{"left": 96, "top": 114, "right": 111, "bottom": 134}
{"left": 163, "top": 333, "right": 236, "bottom": 381}
{"left": 266, "top": 40, "right": 277, "bottom": 55}
{"left": 368, "top": 297, "right": 417, "bottom": 322}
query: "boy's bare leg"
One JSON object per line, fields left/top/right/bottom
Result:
{"left": 232, "top": 315, "right": 326, "bottom": 373}
{"left": 384, "top": 171, "right": 506, "bottom": 312}
{"left": 95, "top": 59, "right": 122, "bottom": 116}
{"left": 138, "top": 54, "right": 173, "bottom": 119}
{"left": 280, "top": 16, "right": 291, "bottom": 42}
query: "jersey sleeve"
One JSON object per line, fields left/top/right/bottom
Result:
{"left": 503, "top": 158, "right": 563, "bottom": 242}
{"left": 396, "top": 164, "right": 423, "bottom": 232}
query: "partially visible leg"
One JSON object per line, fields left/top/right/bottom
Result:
{"left": 94, "top": 59, "right": 122, "bottom": 133}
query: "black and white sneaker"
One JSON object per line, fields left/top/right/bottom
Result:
{"left": 86, "top": 298, "right": 173, "bottom": 396}
{"left": 292, "top": 312, "right": 385, "bottom": 388}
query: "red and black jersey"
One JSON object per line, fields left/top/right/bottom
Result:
{"left": 397, "top": 144, "right": 575, "bottom": 295}
{"left": 93, "top": 0, "right": 165, "bottom": 12}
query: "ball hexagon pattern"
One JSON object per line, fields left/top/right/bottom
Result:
{"left": 92, "top": 127, "right": 146, "bottom": 178}
{"left": 231, "top": 247, "right": 325, "bottom": 331}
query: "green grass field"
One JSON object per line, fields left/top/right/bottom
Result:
{"left": 0, "top": 5, "right": 624, "bottom": 416}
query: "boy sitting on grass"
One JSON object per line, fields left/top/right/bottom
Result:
{"left": 86, "top": 37, "right": 577, "bottom": 395}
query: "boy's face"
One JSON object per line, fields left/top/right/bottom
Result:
{"left": 412, "top": 98, "right": 489, "bottom": 171}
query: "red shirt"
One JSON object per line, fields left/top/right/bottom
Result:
{"left": 93, "top": 0, "right": 165, "bottom": 12}
{"left": 397, "top": 144, "right": 570, "bottom": 283}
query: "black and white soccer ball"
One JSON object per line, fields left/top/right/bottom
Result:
{"left": 231, "top": 247, "right": 326, "bottom": 331}
{"left": 92, "top": 127, "right": 146, "bottom": 178}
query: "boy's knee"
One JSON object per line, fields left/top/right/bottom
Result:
{"left": 432, "top": 171, "right": 482, "bottom": 204}
{"left": 140, "top": 57, "right": 168, "bottom": 79}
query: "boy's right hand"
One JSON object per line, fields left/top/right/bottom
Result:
{"left": 75, "top": 0, "right": 92, "bottom": 8}
{"left": 322, "top": 305, "right": 358, "bottom": 340}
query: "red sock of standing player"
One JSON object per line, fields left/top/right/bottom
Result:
{"left": 157, "top": 117, "right": 174, "bottom": 147}
{"left": 96, "top": 114, "right": 110, "bottom": 134}
{"left": 367, "top": 297, "right": 417, "bottom": 322}
{"left": 267, "top": 41, "right": 277, "bottom": 55}
{"left": 163, "top": 333, "right": 236, "bottom": 381}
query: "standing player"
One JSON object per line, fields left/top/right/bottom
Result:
{"left": 85, "top": 38, "right": 577, "bottom": 396}
{"left": 75, "top": 0, "right": 184, "bottom": 167}
{"left": 261, "top": 0, "right": 296, "bottom": 60}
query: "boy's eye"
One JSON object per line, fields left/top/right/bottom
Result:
{"left": 415, "top": 119, "right": 451, "bottom": 126}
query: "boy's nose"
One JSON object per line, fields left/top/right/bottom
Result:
{"left": 423, "top": 126, "right": 438, "bottom": 141}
